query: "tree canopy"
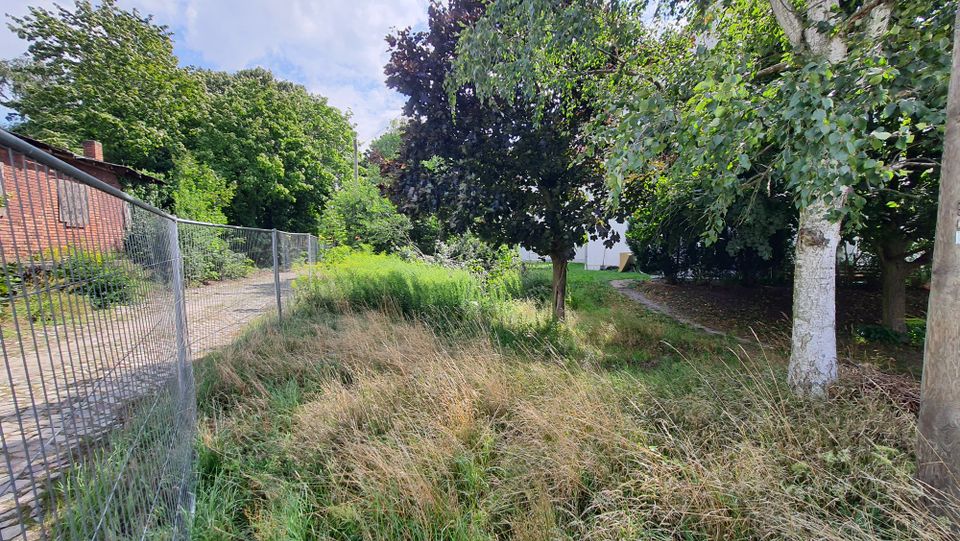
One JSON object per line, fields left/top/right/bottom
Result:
{"left": 191, "top": 68, "right": 354, "bottom": 231}
{"left": 1, "top": 0, "right": 202, "bottom": 173}
{"left": 385, "top": 0, "right": 623, "bottom": 318}
{"left": 1, "top": 0, "right": 355, "bottom": 232}
{"left": 452, "top": 0, "right": 953, "bottom": 393}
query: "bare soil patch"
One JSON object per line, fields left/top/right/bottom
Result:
{"left": 630, "top": 279, "right": 927, "bottom": 375}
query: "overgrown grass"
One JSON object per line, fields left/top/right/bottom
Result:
{"left": 192, "top": 253, "right": 958, "bottom": 540}
{"left": 49, "top": 392, "right": 189, "bottom": 539}
{"left": 294, "top": 252, "right": 494, "bottom": 322}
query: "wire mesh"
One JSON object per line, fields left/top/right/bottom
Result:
{"left": 277, "top": 232, "right": 317, "bottom": 315}
{"left": 0, "top": 134, "right": 319, "bottom": 539}
{"left": 178, "top": 223, "right": 280, "bottom": 357}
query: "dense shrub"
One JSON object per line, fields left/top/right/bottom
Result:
{"left": 170, "top": 152, "right": 235, "bottom": 225}
{"left": 409, "top": 214, "right": 444, "bottom": 255}
{"left": 58, "top": 250, "right": 139, "bottom": 309}
{"left": 425, "top": 231, "right": 521, "bottom": 296}
{"left": 0, "top": 263, "right": 24, "bottom": 299}
{"left": 318, "top": 176, "right": 411, "bottom": 253}
{"left": 625, "top": 179, "right": 794, "bottom": 285}
{"left": 179, "top": 228, "right": 255, "bottom": 285}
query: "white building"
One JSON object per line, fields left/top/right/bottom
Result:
{"left": 519, "top": 219, "right": 631, "bottom": 270}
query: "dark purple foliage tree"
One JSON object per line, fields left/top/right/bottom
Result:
{"left": 384, "top": 0, "right": 620, "bottom": 319}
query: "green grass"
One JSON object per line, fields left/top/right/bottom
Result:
{"left": 293, "top": 251, "right": 495, "bottom": 323}
{"left": 525, "top": 261, "right": 649, "bottom": 283}
{"left": 190, "top": 253, "right": 955, "bottom": 541}
{"left": 48, "top": 393, "right": 189, "bottom": 539}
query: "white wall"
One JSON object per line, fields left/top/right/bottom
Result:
{"left": 518, "top": 219, "right": 629, "bottom": 270}
{"left": 584, "top": 219, "right": 631, "bottom": 270}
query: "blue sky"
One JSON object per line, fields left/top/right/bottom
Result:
{"left": 1, "top": 0, "right": 431, "bottom": 145}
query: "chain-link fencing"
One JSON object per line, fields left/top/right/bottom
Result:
{"left": 0, "top": 129, "right": 319, "bottom": 540}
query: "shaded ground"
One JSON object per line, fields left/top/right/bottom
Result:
{"left": 629, "top": 279, "right": 927, "bottom": 375}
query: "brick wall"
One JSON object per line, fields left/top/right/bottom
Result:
{"left": 0, "top": 150, "right": 129, "bottom": 262}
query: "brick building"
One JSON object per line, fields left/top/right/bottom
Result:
{"left": 0, "top": 135, "right": 164, "bottom": 260}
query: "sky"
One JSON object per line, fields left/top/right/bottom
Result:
{"left": 0, "top": 0, "right": 431, "bottom": 145}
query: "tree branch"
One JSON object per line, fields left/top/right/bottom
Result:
{"left": 769, "top": 0, "right": 805, "bottom": 50}
{"left": 890, "top": 159, "right": 940, "bottom": 171}
{"left": 754, "top": 62, "right": 789, "bottom": 79}
{"left": 845, "top": 0, "right": 895, "bottom": 38}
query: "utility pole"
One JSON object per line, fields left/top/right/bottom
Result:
{"left": 354, "top": 135, "right": 359, "bottom": 183}
{"left": 917, "top": 5, "right": 960, "bottom": 508}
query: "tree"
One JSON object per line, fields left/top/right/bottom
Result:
{"left": 917, "top": 3, "right": 960, "bottom": 507}
{"left": 318, "top": 175, "right": 412, "bottom": 253}
{"left": 170, "top": 152, "right": 234, "bottom": 224}
{"left": 1, "top": 0, "right": 204, "bottom": 173}
{"left": 191, "top": 68, "right": 355, "bottom": 232}
{"left": 625, "top": 172, "right": 795, "bottom": 285}
{"left": 1, "top": 1, "right": 356, "bottom": 233}
{"left": 385, "top": 0, "right": 618, "bottom": 319}
{"left": 453, "top": 0, "right": 952, "bottom": 395}
{"left": 859, "top": 173, "right": 938, "bottom": 333}
{"left": 364, "top": 118, "right": 406, "bottom": 187}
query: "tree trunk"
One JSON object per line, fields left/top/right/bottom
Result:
{"left": 550, "top": 253, "right": 568, "bottom": 320}
{"left": 879, "top": 252, "right": 909, "bottom": 334}
{"left": 788, "top": 192, "right": 846, "bottom": 396}
{"left": 917, "top": 5, "right": 960, "bottom": 508}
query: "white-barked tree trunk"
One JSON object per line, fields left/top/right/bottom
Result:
{"left": 769, "top": 0, "right": 889, "bottom": 396}
{"left": 788, "top": 192, "right": 847, "bottom": 395}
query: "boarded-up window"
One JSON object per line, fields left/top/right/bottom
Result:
{"left": 58, "top": 177, "right": 89, "bottom": 228}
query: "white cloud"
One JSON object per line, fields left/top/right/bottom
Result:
{"left": 2, "top": 0, "right": 429, "bottom": 143}
{"left": 125, "top": 0, "right": 429, "bottom": 144}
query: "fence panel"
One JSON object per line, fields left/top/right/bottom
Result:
{"left": 178, "top": 223, "right": 280, "bottom": 357}
{"left": 277, "top": 232, "right": 316, "bottom": 315}
{"left": 0, "top": 131, "right": 319, "bottom": 539}
{"left": 0, "top": 144, "right": 191, "bottom": 540}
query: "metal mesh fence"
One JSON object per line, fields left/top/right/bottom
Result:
{"left": 0, "top": 130, "right": 319, "bottom": 539}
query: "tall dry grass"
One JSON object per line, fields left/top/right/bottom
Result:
{"left": 194, "top": 309, "right": 957, "bottom": 540}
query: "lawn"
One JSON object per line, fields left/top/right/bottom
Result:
{"left": 191, "top": 252, "right": 950, "bottom": 540}
{"left": 524, "top": 261, "right": 649, "bottom": 283}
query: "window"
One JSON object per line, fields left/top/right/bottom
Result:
{"left": 58, "top": 177, "right": 89, "bottom": 228}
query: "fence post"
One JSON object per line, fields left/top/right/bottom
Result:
{"left": 272, "top": 228, "right": 282, "bottom": 321}
{"left": 167, "top": 219, "right": 195, "bottom": 531}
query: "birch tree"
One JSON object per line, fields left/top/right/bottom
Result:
{"left": 453, "top": 0, "right": 952, "bottom": 396}
{"left": 767, "top": 0, "right": 870, "bottom": 394}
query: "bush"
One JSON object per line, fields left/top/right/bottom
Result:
{"left": 0, "top": 263, "right": 24, "bottom": 299}
{"left": 319, "top": 176, "right": 412, "bottom": 253}
{"left": 905, "top": 317, "right": 926, "bottom": 346}
{"left": 58, "top": 250, "right": 139, "bottom": 309}
{"left": 409, "top": 214, "right": 444, "bottom": 255}
{"left": 179, "top": 228, "right": 255, "bottom": 285}
{"left": 518, "top": 268, "right": 553, "bottom": 304}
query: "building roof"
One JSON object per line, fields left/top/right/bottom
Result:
{"left": 9, "top": 133, "right": 166, "bottom": 186}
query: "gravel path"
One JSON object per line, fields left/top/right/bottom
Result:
{"left": 0, "top": 269, "right": 298, "bottom": 537}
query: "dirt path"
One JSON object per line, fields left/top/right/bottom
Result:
{"left": 610, "top": 279, "right": 740, "bottom": 341}
{"left": 0, "top": 269, "right": 298, "bottom": 537}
